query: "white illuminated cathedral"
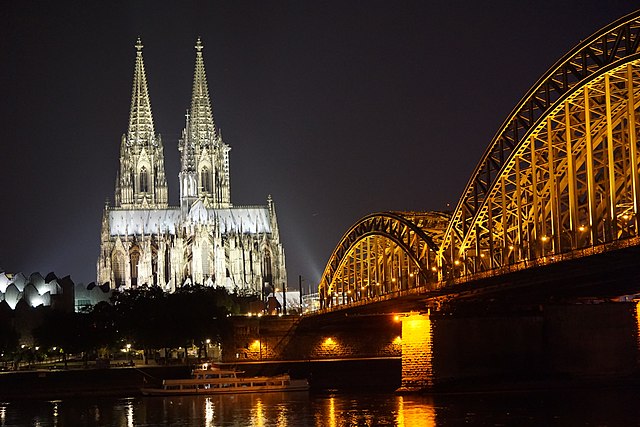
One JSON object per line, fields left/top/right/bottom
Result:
{"left": 97, "top": 38, "right": 286, "bottom": 294}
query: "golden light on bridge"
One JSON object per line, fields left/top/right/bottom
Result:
{"left": 398, "top": 312, "right": 434, "bottom": 391}
{"left": 395, "top": 396, "right": 436, "bottom": 427}
{"left": 249, "top": 340, "right": 261, "bottom": 352}
{"left": 317, "top": 10, "right": 640, "bottom": 313}
{"left": 323, "top": 337, "right": 336, "bottom": 347}
{"left": 318, "top": 336, "right": 342, "bottom": 356}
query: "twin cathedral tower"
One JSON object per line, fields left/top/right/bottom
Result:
{"left": 97, "top": 38, "right": 287, "bottom": 293}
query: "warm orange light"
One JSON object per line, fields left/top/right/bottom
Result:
{"left": 393, "top": 336, "right": 402, "bottom": 345}
{"left": 579, "top": 225, "right": 586, "bottom": 232}
{"left": 392, "top": 278, "right": 396, "bottom": 282}
{"left": 394, "top": 314, "right": 400, "bottom": 322}
{"left": 508, "top": 245, "right": 514, "bottom": 250}
{"left": 454, "top": 260, "right": 460, "bottom": 265}
{"left": 323, "top": 337, "right": 335, "bottom": 346}
{"left": 431, "top": 266, "right": 437, "bottom": 272}
{"left": 541, "top": 236, "right": 549, "bottom": 242}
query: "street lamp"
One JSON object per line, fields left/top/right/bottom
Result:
{"left": 541, "top": 236, "right": 549, "bottom": 258}
{"left": 126, "top": 343, "right": 132, "bottom": 365}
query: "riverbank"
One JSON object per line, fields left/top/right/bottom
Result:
{"left": 0, "top": 358, "right": 401, "bottom": 399}
{"left": 1, "top": 358, "right": 638, "bottom": 400}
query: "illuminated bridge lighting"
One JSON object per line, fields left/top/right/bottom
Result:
{"left": 316, "top": 10, "right": 640, "bottom": 311}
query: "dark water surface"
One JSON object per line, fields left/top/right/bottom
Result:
{"left": 1, "top": 387, "right": 639, "bottom": 426}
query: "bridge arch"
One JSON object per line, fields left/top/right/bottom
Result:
{"left": 317, "top": 11, "right": 640, "bottom": 309}
{"left": 439, "top": 10, "right": 640, "bottom": 278}
{"left": 318, "top": 212, "right": 449, "bottom": 309}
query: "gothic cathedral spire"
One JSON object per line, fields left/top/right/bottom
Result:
{"left": 179, "top": 37, "right": 231, "bottom": 211}
{"left": 99, "top": 39, "right": 287, "bottom": 294}
{"left": 115, "top": 38, "right": 168, "bottom": 208}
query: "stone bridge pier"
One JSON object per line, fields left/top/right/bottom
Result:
{"left": 221, "top": 301, "right": 640, "bottom": 391}
{"left": 399, "top": 302, "right": 640, "bottom": 392}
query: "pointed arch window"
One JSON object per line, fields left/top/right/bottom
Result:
{"left": 130, "top": 246, "right": 140, "bottom": 287}
{"left": 151, "top": 242, "right": 159, "bottom": 286}
{"left": 140, "top": 167, "right": 149, "bottom": 193}
{"left": 201, "top": 167, "right": 212, "bottom": 193}
{"left": 262, "top": 251, "right": 273, "bottom": 286}
{"left": 112, "top": 252, "right": 126, "bottom": 288}
{"left": 164, "top": 244, "right": 171, "bottom": 286}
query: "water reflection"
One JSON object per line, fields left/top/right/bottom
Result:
{"left": 125, "top": 399, "right": 134, "bottom": 427}
{"left": 396, "top": 395, "right": 435, "bottom": 427}
{"left": 49, "top": 400, "right": 60, "bottom": 427}
{"left": 250, "top": 397, "right": 265, "bottom": 427}
{"left": 0, "top": 387, "right": 639, "bottom": 425}
{"left": 204, "top": 397, "right": 214, "bottom": 426}
{"left": 0, "top": 403, "right": 6, "bottom": 426}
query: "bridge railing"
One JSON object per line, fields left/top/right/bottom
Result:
{"left": 310, "top": 236, "right": 640, "bottom": 315}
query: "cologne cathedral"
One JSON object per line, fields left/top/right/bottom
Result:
{"left": 97, "top": 38, "right": 286, "bottom": 294}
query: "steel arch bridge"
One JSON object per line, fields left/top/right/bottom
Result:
{"left": 318, "top": 10, "right": 640, "bottom": 310}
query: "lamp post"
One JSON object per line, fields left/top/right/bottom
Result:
{"left": 126, "top": 343, "right": 132, "bottom": 365}
{"left": 541, "top": 235, "right": 549, "bottom": 258}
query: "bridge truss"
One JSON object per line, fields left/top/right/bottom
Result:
{"left": 318, "top": 10, "right": 640, "bottom": 309}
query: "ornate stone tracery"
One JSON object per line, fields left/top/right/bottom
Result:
{"left": 97, "top": 38, "right": 286, "bottom": 294}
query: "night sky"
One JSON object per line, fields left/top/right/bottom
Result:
{"left": 1, "top": 1, "right": 638, "bottom": 290}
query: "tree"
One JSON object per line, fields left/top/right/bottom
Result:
{"left": 32, "top": 310, "right": 91, "bottom": 368}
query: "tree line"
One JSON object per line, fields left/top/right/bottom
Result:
{"left": 0, "top": 285, "right": 254, "bottom": 368}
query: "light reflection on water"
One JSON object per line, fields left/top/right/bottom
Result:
{"left": 0, "top": 387, "right": 639, "bottom": 426}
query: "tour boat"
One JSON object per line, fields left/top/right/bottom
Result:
{"left": 141, "top": 363, "right": 309, "bottom": 396}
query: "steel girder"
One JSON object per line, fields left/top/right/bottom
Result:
{"left": 317, "top": 212, "right": 449, "bottom": 309}
{"left": 439, "top": 10, "right": 640, "bottom": 279}
{"left": 316, "top": 11, "right": 640, "bottom": 308}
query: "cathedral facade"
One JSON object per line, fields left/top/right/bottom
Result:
{"left": 97, "top": 38, "right": 286, "bottom": 294}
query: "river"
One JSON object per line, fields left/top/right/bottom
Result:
{"left": 1, "top": 386, "right": 639, "bottom": 426}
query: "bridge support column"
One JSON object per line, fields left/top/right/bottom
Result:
{"left": 398, "top": 312, "right": 433, "bottom": 392}
{"left": 397, "top": 302, "right": 639, "bottom": 393}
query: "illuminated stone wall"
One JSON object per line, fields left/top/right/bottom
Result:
{"left": 398, "top": 313, "right": 433, "bottom": 391}
{"left": 97, "top": 40, "right": 287, "bottom": 295}
{"left": 225, "top": 302, "right": 640, "bottom": 390}
{"left": 222, "top": 313, "right": 402, "bottom": 362}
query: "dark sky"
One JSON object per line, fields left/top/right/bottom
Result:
{"left": 1, "top": 1, "right": 638, "bottom": 290}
